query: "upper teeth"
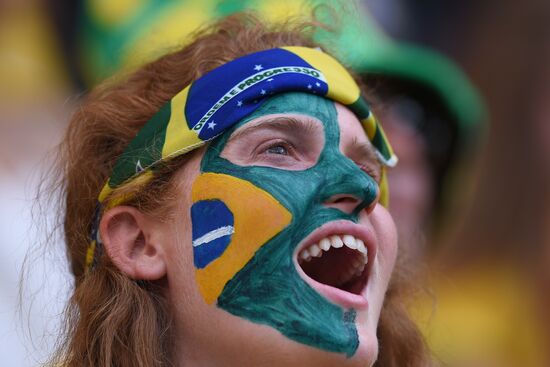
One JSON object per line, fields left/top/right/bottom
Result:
{"left": 298, "top": 234, "right": 368, "bottom": 263}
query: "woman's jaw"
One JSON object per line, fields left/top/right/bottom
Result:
{"left": 165, "top": 206, "right": 396, "bottom": 367}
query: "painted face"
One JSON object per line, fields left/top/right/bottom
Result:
{"left": 184, "top": 92, "right": 397, "bottom": 365}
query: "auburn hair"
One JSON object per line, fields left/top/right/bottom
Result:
{"left": 49, "top": 13, "right": 430, "bottom": 367}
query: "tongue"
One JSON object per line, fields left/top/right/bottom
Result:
{"left": 300, "top": 247, "right": 357, "bottom": 288}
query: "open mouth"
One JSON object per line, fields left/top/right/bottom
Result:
{"left": 298, "top": 235, "right": 369, "bottom": 295}
{"left": 294, "top": 222, "right": 375, "bottom": 308}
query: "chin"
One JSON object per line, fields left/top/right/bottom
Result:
{"left": 356, "top": 325, "right": 379, "bottom": 366}
{"left": 204, "top": 310, "right": 381, "bottom": 367}
{"left": 278, "top": 335, "right": 379, "bottom": 367}
{"left": 279, "top": 309, "right": 381, "bottom": 367}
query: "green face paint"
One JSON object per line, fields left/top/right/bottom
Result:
{"left": 193, "top": 92, "right": 379, "bottom": 356}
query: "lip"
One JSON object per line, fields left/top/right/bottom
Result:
{"left": 293, "top": 220, "right": 377, "bottom": 310}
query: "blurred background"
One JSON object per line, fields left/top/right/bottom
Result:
{"left": 1, "top": 0, "right": 548, "bottom": 366}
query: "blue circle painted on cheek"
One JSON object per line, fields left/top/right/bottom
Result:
{"left": 191, "top": 200, "right": 234, "bottom": 269}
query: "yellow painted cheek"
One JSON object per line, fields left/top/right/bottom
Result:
{"left": 191, "top": 173, "right": 292, "bottom": 304}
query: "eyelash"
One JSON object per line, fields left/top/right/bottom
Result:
{"left": 355, "top": 162, "right": 381, "bottom": 182}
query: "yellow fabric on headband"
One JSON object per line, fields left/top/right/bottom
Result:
{"left": 162, "top": 86, "right": 202, "bottom": 158}
{"left": 284, "top": 46, "right": 360, "bottom": 105}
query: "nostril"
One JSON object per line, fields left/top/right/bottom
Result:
{"left": 333, "top": 197, "right": 356, "bottom": 204}
{"left": 325, "top": 194, "right": 359, "bottom": 204}
{"left": 323, "top": 194, "right": 362, "bottom": 214}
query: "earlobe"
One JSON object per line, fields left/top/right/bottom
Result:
{"left": 99, "top": 206, "right": 167, "bottom": 280}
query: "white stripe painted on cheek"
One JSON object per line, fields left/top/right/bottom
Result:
{"left": 192, "top": 225, "right": 235, "bottom": 247}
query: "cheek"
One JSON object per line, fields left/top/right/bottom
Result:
{"left": 161, "top": 201, "right": 206, "bottom": 326}
{"left": 370, "top": 205, "right": 398, "bottom": 273}
{"left": 189, "top": 172, "right": 292, "bottom": 305}
{"left": 163, "top": 152, "right": 204, "bottom": 285}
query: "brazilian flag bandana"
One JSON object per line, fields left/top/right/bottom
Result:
{"left": 86, "top": 46, "right": 397, "bottom": 271}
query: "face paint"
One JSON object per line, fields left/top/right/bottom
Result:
{"left": 191, "top": 173, "right": 292, "bottom": 304}
{"left": 190, "top": 92, "right": 379, "bottom": 356}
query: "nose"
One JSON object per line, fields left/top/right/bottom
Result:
{"left": 320, "top": 160, "right": 379, "bottom": 216}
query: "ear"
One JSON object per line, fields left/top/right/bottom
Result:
{"left": 99, "top": 206, "right": 167, "bottom": 280}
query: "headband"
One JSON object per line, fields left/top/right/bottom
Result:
{"left": 86, "top": 46, "right": 397, "bottom": 271}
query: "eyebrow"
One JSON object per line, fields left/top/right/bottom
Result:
{"left": 228, "top": 116, "right": 321, "bottom": 142}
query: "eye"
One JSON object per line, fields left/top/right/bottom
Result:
{"left": 262, "top": 140, "right": 295, "bottom": 157}
{"left": 220, "top": 115, "right": 324, "bottom": 171}
{"left": 265, "top": 144, "right": 289, "bottom": 155}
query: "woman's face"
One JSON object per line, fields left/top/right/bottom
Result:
{"left": 161, "top": 93, "right": 397, "bottom": 367}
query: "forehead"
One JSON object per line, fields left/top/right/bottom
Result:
{"left": 230, "top": 92, "right": 368, "bottom": 143}
{"left": 232, "top": 92, "right": 338, "bottom": 131}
